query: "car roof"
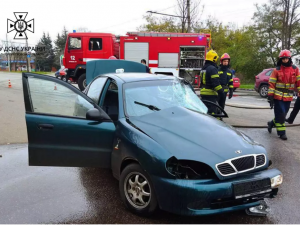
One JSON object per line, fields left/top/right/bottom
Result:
{"left": 104, "top": 73, "right": 176, "bottom": 83}
{"left": 263, "top": 68, "right": 274, "bottom": 71}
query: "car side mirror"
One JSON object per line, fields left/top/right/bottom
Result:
{"left": 86, "top": 108, "right": 110, "bottom": 121}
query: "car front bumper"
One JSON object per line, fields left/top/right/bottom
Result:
{"left": 151, "top": 168, "right": 281, "bottom": 216}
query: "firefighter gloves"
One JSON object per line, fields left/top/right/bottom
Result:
{"left": 268, "top": 96, "right": 274, "bottom": 109}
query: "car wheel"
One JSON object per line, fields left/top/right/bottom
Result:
{"left": 78, "top": 73, "right": 86, "bottom": 91}
{"left": 62, "top": 76, "right": 67, "bottom": 82}
{"left": 259, "top": 85, "right": 268, "bottom": 98}
{"left": 119, "top": 163, "right": 158, "bottom": 216}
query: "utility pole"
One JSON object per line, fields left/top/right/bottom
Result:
{"left": 6, "top": 34, "right": 10, "bottom": 72}
{"left": 26, "top": 36, "right": 31, "bottom": 72}
{"left": 187, "top": 0, "right": 191, "bottom": 33}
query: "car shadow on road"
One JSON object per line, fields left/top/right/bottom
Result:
{"left": 61, "top": 168, "right": 276, "bottom": 224}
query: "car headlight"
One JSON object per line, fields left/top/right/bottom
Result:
{"left": 271, "top": 175, "right": 283, "bottom": 188}
{"left": 166, "top": 157, "right": 217, "bottom": 179}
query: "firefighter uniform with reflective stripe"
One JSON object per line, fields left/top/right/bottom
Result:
{"left": 286, "top": 96, "right": 300, "bottom": 124}
{"left": 268, "top": 59, "right": 300, "bottom": 137}
{"left": 200, "top": 61, "right": 223, "bottom": 114}
{"left": 218, "top": 66, "right": 233, "bottom": 109}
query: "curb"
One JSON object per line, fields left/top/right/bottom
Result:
{"left": 226, "top": 103, "right": 294, "bottom": 109}
{"left": 232, "top": 123, "right": 300, "bottom": 128}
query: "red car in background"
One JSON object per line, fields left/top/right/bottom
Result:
{"left": 255, "top": 68, "right": 274, "bottom": 98}
{"left": 232, "top": 75, "right": 240, "bottom": 91}
{"left": 55, "top": 68, "right": 70, "bottom": 82}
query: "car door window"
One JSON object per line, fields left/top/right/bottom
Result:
{"left": 101, "top": 80, "right": 119, "bottom": 121}
{"left": 27, "top": 77, "right": 93, "bottom": 118}
{"left": 266, "top": 70, "right": 273, "bottom": 76}
{"left": 86, "top": 77, "right": 108, "bottom": 103}
{"left": 89, "top": 38, "right": 103, "bottom": 51}
{"left": 69, "top": 37, "right": 81, "bottom": 49}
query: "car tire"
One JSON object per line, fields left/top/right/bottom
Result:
{"left": 119, "top": 163, "right": 158, "bottom": 216}
{"left": 259, "top": 84, "right": 268, "bottom": 98}
{"left": 62, "top": 76, "right": 67, "bottom": 82}
{"left": 78, "top": 74, "right": 87, "bottom": 91}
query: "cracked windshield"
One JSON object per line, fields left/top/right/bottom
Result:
{"left": 124, "top": 79, "right": 208, "bottom": 116}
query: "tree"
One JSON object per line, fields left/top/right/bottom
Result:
{"left": 176, "top": 0, "right": 203, "bottom": 32}
{"left": 194, "top": 17, "right": 273, "bottom": 81}
{"left": 253, "top": 0, "right": 300, "bottom": 64}
{"left": 53, "top": 27, "right": 68, "bottom": 69}
{"left": 138, "top": 0, "right": 203, "bottom": 33}
{"left": 137, "top": 15, "right": 181, "bottom": 32}
{"left": 35, "top": 32, "right": 55, "bottom": 71}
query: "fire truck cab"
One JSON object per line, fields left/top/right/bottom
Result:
{"left": 63, "top": 33, "right": 119, "bottom": 90}
{"left": 63, "top": 31, "right": 211, "bottom": 91}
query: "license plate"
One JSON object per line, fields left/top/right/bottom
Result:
{"left": 233, "top": 178, "right": 271, "bottom": 199}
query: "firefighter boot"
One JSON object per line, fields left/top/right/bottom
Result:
{"left": 279, "top": 134, "right": 288, "bottom": 140}
{"left": 267, "top": 121, "right": 273, "bottom": 133}
{"left": 285, "top": 118, "right": 293, "bottom": 124}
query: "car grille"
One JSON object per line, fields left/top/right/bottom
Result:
{"left": 216, "top": 154, "right": 267, "bottom": 176}
{"left": 217, "top": 163, "right": 235, "bottom": 175}
{"left": 231, "top": 156, "right": 255, "bottom": 171}
{"left": 256, "top": 155, "right": 266, "bottom": 167}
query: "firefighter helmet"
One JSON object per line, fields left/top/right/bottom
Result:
{"left": 205, "top": 50, "right": 219, "bottom": 63}
{"left": 220, "top": 53, "right": 230, "bottom": 63}
{"left": 279, "top": 50, "right": 291, "bottom": 58}
{"left": 108, "top": 56, "right": 117, "bottom": 59}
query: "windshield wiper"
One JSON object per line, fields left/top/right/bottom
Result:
{"left": 134, "top": 101, "right": 160, "bottom": 111}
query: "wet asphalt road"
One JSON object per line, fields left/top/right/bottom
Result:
{"left": 1, "top": 126, "right": 300, "bottom": 224}
{"left": 1, "top": 71, "right": 300, "bottom": 223}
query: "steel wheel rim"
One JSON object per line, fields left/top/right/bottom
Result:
{"left": 83, "top": 79, "right": 87, "bottom": 88}
{"left": 124, "top": 172, "right": 151, "bottom": 209}
{"left": 261, "top": 86, "right": 268, "bottom": 96}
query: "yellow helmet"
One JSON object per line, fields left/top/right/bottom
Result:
{"left": 205, "top": 50, "right": 219, "bottom": 63}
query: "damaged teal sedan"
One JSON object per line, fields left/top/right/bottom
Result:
{"left": 22, "top": 60, "right": 283, "bottom": 217}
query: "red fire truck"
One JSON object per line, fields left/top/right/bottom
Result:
{"left": 63, "top": 31, "right": 212, "bottom": 90}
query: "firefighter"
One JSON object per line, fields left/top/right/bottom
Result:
{"left": 200, "top": 50, "right": 224, "bottom": 114}
{"left": 286, "top": 95, "right": 300, "bottom": 124}
{"left": 218, "top": 53, "right": 234, "bottom": 109}
{"left": 267, "top": 49, "right": 300, "bottom": 140}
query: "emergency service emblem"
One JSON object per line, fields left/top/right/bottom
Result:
{"left": 7, "top": 12, "right": 34, "bottom": 39}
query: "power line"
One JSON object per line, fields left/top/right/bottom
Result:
{"left": 94, "top": 4, "right": 179, "bottom": 31}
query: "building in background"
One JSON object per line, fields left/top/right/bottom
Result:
{"left": 0, "top": 54, "right": 35, "bottom": 71}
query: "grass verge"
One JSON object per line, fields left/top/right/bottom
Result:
{"left": 239, "top": 84, "right": 254, "bottom": 89}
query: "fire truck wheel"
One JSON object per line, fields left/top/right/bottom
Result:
{"left": 78, "top": 74, "right": 87, "bottom": 91}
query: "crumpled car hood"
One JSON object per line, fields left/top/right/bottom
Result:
{"left": 128, "top": 106, "right": 265, "bottom": 164}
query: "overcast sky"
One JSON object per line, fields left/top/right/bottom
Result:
{"left": 0, "top": 0, "right": 269, "bottom": 47}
